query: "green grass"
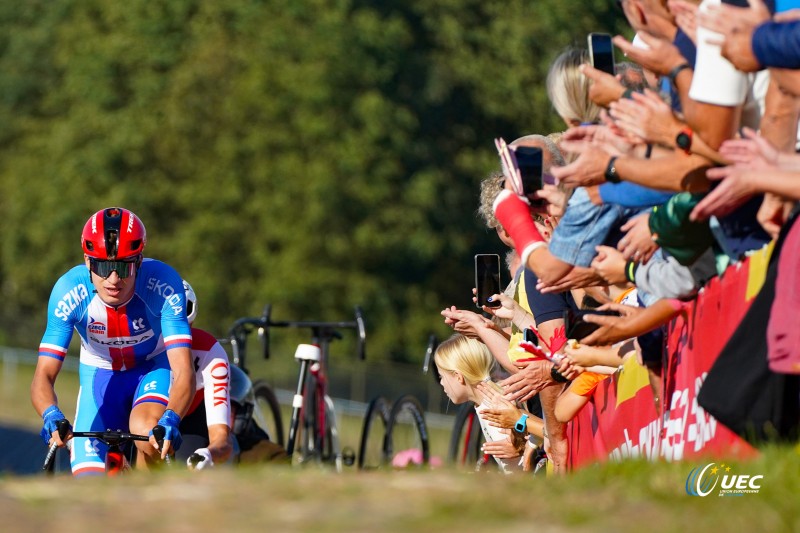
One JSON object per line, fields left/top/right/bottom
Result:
{"left": 6, "top": 360, "right": 799, "bottom": 532}
{"left": 1, "top": 446, "right": 798, "bottom": 532}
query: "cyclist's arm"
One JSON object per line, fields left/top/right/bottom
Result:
{"left": 206, "top": 424, "right": 233, "bottom": 464}
{"left": 166, "top": 346, "right": 195, "bottom": 417}
{"left": 33, "top": 274, "right": 81, "bottom": 418}
{"left": 31, "top": 357, "right": 63, "bottom": 417}
{"left": 153, "top": 263, "right": 195, "bottom": 417}
{"left": 196, "top": 330, "right": 233, "bottom": 464}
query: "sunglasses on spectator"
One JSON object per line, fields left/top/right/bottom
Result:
{"left": 88, "top": 256, "right": 140, "bottom": 279}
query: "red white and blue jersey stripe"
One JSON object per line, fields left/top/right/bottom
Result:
{"left": 39, "top": 258, "right": 192, "bottom": 370}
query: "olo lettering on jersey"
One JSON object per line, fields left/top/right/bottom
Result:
{"left": 54, "top": 284, "right": 90, "bottom": 321}
{"left": 209, "top": 361, "right": 229, "bottom": 407}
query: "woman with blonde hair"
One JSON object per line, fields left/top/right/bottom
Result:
{"left": 434, "top": 334, "right": 543, "bottom": 473}
{"left": 546, "top": 47, "right": 602, "bottom": 128}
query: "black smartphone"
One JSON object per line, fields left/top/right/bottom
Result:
{"left": 588, "top": 33, "right": 616, "bottom": 76}
{"left": 523, "top": 327, "right": 537, "bottom": 345}
{"left": 563, "top": 308, "right": 621, "bottom": 340}
{"left": 475, "top": 254, "right": 502, "bottom": 309}
{"left": 514, "top": 146, "right": 544, "bottom": 198}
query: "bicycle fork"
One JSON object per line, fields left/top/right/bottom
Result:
{"left": 286, "top": 344, "right": 320, "bottom": 459}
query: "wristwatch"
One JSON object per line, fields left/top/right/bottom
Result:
{"left": 667, "top": 62, "right": 691, "bottom": 87}
{"left": 550, "top": 363, "right": 570, "bottom": 383}
{"left": 604, "top": 156, "right": 620, "bottom": 183}
{"left": 675, "top": 126, "right": 693, "bottom": 155}
{"left": 514, "top": 413, "right": 529, "bottom": 433}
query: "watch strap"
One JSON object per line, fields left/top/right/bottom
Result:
{"left": 604, "top": 156, "right": 620, "bottom": 183}
{"left": 514, "top": 413, "right": 529, "bottom": 433}
{"left": 667, "top": 63, "right": 691, "bottom": 86}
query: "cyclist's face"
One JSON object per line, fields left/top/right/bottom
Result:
{"left": 85, "top": 256, "right": 137, "bottom": 306}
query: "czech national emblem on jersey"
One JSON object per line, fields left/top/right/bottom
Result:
{"left": 88, "top": 319, "right": 106, "bottom": 336}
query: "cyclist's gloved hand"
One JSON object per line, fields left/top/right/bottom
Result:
{"left": 40, "top": 405, "right": 71, "bottom": 446}
{"left": 150, "top": 409, "right": 182, "bottom": 455}
{"left": 187, "top": 448, "right": 214, "bottom": 470}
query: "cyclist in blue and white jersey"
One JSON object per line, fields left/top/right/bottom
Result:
{"left": 31, "top": 207, "right": 195, "bottom": 476}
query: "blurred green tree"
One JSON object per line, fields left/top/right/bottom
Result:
{"left": 0, "top": 0, "right": 627, "bottom": 361}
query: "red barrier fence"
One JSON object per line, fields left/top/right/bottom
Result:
{"left": 567, "top": 246, "right": 774, "bottom": 468}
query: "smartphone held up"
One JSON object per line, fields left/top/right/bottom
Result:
{"left": 588, "top": 33, "right": 616, "bottom": 76}
{"left": 494, "top": 138, "right": 549, "bottom": 207}
{"left": 475, "top": 254, "right": 502, "bottom": 309}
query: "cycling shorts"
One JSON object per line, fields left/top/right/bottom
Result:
{"left": 70, "top": 356, "right": 172, "bottom": 477}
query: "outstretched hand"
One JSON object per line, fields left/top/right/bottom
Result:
{"left": 550, "top": 141, "right": 613, "bottom": 188}
{"left": 690, "top": 165, "right": 757, "bottom": 221}
{"left": 612, "top": 32, "right": 686, "bottom": 76}
{"left": 441, "top": 306, "right": 496, "bottom": 339}
{"left": 476, "top": 381, "right": 522, "bottom": 429}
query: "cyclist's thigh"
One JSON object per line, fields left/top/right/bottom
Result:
{"left": 129, "top": 357, "right": 172, "bottom": 431}
{"left": 71, "top": 364, "right": 136, "bottom": 477}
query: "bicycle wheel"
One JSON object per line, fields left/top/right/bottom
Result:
{"left": 252, "top": 380, "right": 284, "bottom": 447}
{"left": 383, "top": 395, "right": 429, "bottom": 468}
{"left": 447, "top": 403, "right": 486, "bottom": 469}
{"left": 322, "top": 394, "right": 343, "bottom": 472}
{"left": 297, "top": 391, "right": 342, "bottom": 471}
{"left": 358, "top": 396, "right": 390, "bottom": 470}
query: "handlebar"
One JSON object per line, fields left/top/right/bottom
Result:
{"left": 42, "top": 421, "right": 151, "bottom": 472}
{"left": 226, "top": 305, "right": 367, "bottom": 365}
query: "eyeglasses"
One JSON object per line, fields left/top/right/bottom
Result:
{"left": 88, "top": 257, "right": 140, "bottom": 279}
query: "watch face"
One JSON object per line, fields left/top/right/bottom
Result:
{"left": 676, "top": 132, "right": 691, "bottom": 150}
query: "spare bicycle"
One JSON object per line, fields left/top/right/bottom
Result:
{"left": 358, "top": 335, "right": 434, "bottom": 470}
{"left": 223, "top": 305, "right": 366, "bottom": 472}
{"left": 261, "top": 306, "right": 366, "bottom": 472}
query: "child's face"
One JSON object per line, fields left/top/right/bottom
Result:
{"left": 439, "top": 369, "right": 470, "bottom": 404}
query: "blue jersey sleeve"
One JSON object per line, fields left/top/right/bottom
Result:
{"left": 138, "top": 259, "right": 192, "bottom": 351}
{"left": 39, "top": 266, "right": 92, "bottom": 361}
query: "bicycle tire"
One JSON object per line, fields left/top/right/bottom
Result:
{"left": 323, "top": 394, "right": 343, "bottom": 472}
{"left": 383, "top": 395, "right": 429, "bottom": 468}
{"left": 252, "top": 380, "right": 284, "bottom": 447}
{"left": 297, "top": 390, "right": 342, "bottom": 471}
{"left": 447, "top": 402, "right": 485, "bottom": 468}
{"left": 357, "top": 396, "right": 390, "bottom": 470}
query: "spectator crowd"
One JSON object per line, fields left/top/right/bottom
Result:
{"left": 437, "top": 0, "right": 800, "bottom": 473}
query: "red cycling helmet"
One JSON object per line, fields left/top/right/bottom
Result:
{"left": 81, "top": 207, "right": 146, "bottom": 260}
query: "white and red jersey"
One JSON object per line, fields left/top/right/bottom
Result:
{"left": 185, "top": 328, "right": 231, "bottom": 428}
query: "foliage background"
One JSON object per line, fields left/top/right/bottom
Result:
{"left": 0, "top": 0, "right": 627, "bottom": 361}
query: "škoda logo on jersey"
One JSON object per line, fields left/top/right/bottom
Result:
{"left": 88, "top": 319, "right": 106, "bottom": 336}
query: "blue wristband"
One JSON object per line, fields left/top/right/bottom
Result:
{"left": 41, "top": 405, "right": 68, "bottom": 445}
{"left": 514, "top": 413, "right": 529, "bottom": 433}
{"left": 151, "top": 409, "right": 183, "bottom": 451}
{"left": 158, "top": 409, "right": 181, "bottom": 427}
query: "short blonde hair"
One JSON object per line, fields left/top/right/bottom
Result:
{"left": 546, "top": 47, "right": 601, "bottom": 126}
{"left": 434, "top": 334, "right": 494, "bottom": 385}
